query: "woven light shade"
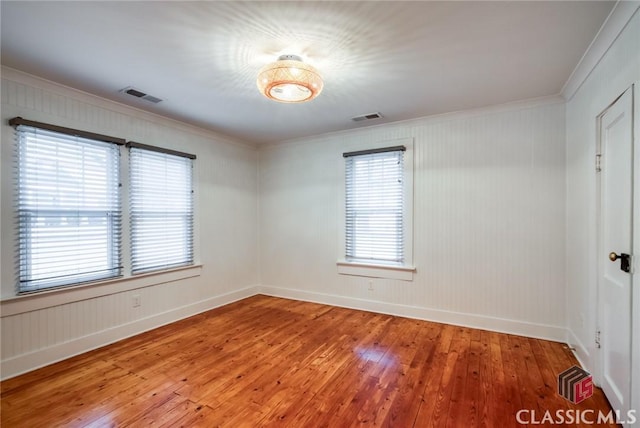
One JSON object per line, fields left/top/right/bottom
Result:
{"left": 257, "top": 55, "right": 323, "bottom": 103}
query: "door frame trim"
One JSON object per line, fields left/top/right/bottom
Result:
{"left": 631, "top": 81, "right": 639, "bottom": 415}
{"left": 594, "top": 84, "right": 635, "bottom": 396}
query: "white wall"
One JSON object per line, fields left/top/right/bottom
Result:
{"left": 2, "top": 5, "right": 637, "bottom": 390}
{"left": 0, "top": 68, "right": 259, "bottom": 379}
{"left": 565, "top": 5, "right": 640, "bottom": 410}
{"left": 258, "top": 98, "right": 567, "bottom": 340}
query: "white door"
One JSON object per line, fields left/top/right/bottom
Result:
{"left": 598, "top": 87, "right": 634, "bottom": 415}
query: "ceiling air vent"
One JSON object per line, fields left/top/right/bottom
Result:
{"left": 119, "top": 87, "right": 163, "bottom": 104}
{"left": 351, "top": 112, "right": 383, "bottom": 122}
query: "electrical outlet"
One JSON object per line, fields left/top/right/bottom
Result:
{"left": 132, "top": 295, "right": 141, "bottom": 308}
{"left": 368, "top": 281, "right": 374, "bottom": 291}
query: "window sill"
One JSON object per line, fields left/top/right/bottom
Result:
{"left": 0, "top": 264, "right": 202, "bottom": 317}
{"left": 336, "top": 260, "right": 415, "bottom": 281}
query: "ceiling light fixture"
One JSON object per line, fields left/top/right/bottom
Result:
{"left": 257, "top": 55, "right": 323, "bottom": 103}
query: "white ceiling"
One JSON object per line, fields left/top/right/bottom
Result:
{"left": 1, "top": 1, "right": 614, "bottom": 145}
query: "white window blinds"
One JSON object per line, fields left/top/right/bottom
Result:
{"left": 15, "top": 124, "right": 122, "bottom": 292}
{"left": 129, "top": 144, "right": 194, "bottom": 274}
{"left": 344, "top": 146, "right": 405, "bottom": 265}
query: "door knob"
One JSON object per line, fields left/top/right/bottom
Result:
{"left": 609, "top": 252, "right": 631, "bottom": 273}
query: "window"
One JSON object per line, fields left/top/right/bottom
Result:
{"left": 338, "top": 139, "right": 414, "bottom": 281}
{"left": 11, "top": 117, "right": 198, "bottom": 295}
{"left": 129, "top": 143, "right": 195, "bottom": 274}
{"left": 344, "top": 146, "right": 406, "bottom": 265}
{"left": 13, "top": 119, "right": 123, "bottom": 292}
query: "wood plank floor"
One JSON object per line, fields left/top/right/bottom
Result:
{"left": 1, "top": 295, "right": 616, "bottom": 427}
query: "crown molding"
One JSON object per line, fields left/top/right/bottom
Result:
{"left": 264, "top": 94, "right": 564, "bottom": 150}
{"left": 1, "top": 66, "right": 257, "bottom": 151}
{"left": 561, "top": 1, "right": 640, "bottom": 101}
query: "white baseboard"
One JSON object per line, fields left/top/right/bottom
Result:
{"left": 567, "top": 328, "right": 592, "bottom": 372}
{"left": 258, "top": 285, "right": 568, "bottom": 342}
{"left": 2, "top": 284, "right": 573, "bottom": 380}
{"left": 0, "top": 285, "right": 260, "bottom": 380}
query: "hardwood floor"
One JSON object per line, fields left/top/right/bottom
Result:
{"left": 1, "top": 295, "right": 615, "bottom": 427}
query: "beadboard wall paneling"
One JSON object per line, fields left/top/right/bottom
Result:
{"left": 565, "top": 7, "right": 640, "bottom": 405}
{"left": 258, "top": 100, "right": 567, "bottom": 340}
{"left": 0, "top": 70, "right": 259, "bottom": 379}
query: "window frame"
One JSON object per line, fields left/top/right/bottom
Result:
{"left": 12, "top": 119, "right": 125, "bottom": 293}
{"left": 127, "top": 142, "right": 196, "bottom": 275}
{"left": 337, "top": 137, "right": 415, "bottom": 281}
{"left": 9, "top": 117, "right": 199, "bottom": 296}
